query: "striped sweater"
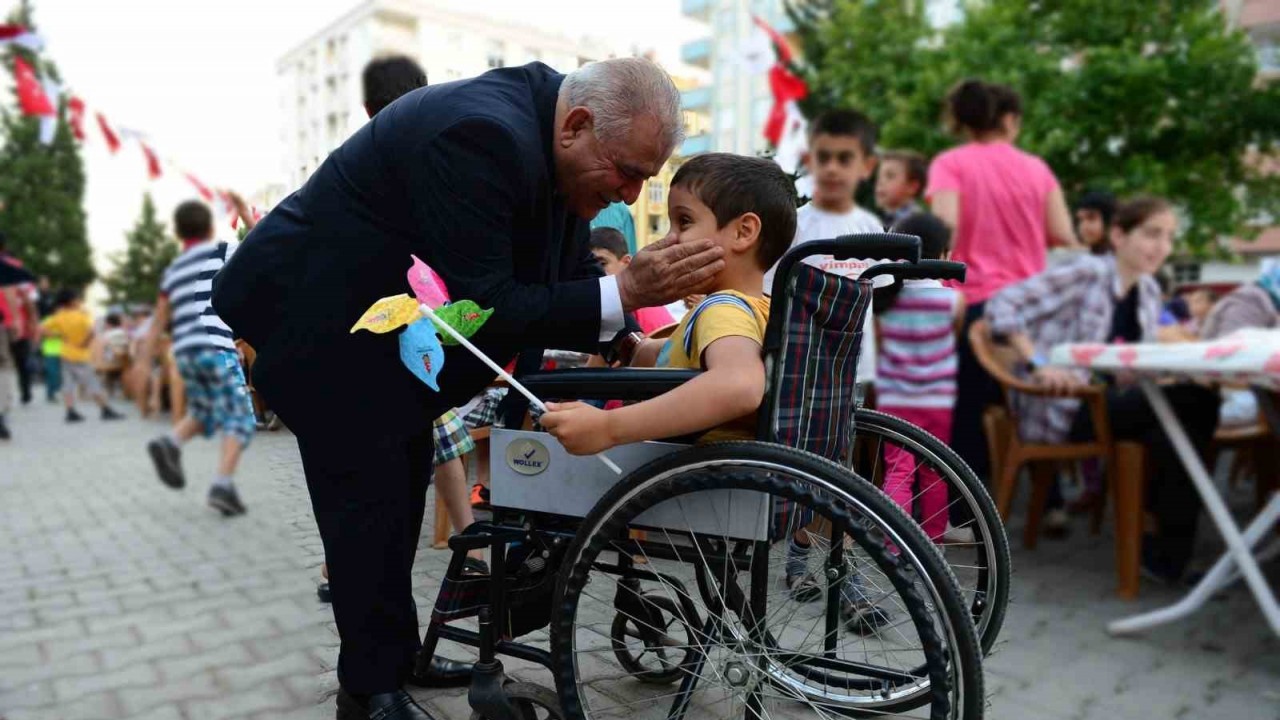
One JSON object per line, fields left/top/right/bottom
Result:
{"left": 875, "top": 279, "right": 959, "bottom": 409}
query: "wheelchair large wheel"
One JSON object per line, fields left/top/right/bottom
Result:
{"left": 551, "top": 443, "right": 983, "bottom": 720}
{"left": 852, "top": 408, "right": 1011, "bottom": 654}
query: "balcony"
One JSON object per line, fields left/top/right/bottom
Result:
{"left": 680, "top": 86, "right": 711, "bottom": 110}
{"left": 680, "top": 134, "right": 712, "bottom": 157}
{"left": 682, "top": 0, "right": 711, "bottom": 22}
{"left": 681, "top": 38, "right": 711, "bottom": 69}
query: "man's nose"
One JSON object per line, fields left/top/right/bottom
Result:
{"left": 619, "top": 178, "right": 643, "bottom": 205}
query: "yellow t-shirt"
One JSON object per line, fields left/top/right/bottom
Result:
{"left": 41, "top": 308, "right": 94, "bottom": 363}
{"left": 657, "top": 290, "right": 770, "bottom": 442}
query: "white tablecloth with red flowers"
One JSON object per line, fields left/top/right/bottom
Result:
{"left": 1049, "top": 328, "right": 1280, "bottom": 637}
{"left": 1049, "top": 329, "right": 1280, "bottom": 389}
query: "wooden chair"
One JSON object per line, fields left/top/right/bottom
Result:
{"left": 1213, "top": 402, "right": 1277, "bottom": 511}
{"left": 969, "top": 319, "right": 1147, "bottom": 599}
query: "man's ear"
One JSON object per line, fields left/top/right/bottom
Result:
{"left": 733, "top": 212, "right": 762, "bottom": 252}
{"left": 559, "top": 106, "right": 593, "bottom": 148}
{"left": 621, "top": 254, "right": 633, "bottom": 266}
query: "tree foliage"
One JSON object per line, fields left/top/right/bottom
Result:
{"left": 0, "top": 1, "right": 94, "bottom": 285}
{"left": 787, "top": 0, "right": 1280, "bottom": 252}
{"left": 103, "top": 193, "right": 178, "bottom": 305}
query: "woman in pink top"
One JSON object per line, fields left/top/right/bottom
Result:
{"left": 926, "top": 79, "right": 1078, "bottom": 483}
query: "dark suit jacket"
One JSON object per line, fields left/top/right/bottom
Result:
{"left": 212, "top": 63, "right": 611, "bottom": 461}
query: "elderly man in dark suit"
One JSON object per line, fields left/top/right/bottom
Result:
{"left": 212, "top": 58, "right": 722, "bottom": 719}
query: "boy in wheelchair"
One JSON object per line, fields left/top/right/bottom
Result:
{"left": 541, "top": 152, "right": 890, "bottom": 633}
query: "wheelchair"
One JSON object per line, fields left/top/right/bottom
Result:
{"left": 417, "top": 235, "right": 986, "bottom": 720}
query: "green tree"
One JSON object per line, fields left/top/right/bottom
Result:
{"left": 0, "top": 0, "right": 94, "bottom": 286}
{"left": 103, "top": 193, "right": 178, "bottom": 305}
{"left": 788, "top": 0, "right": 1280, "bottom": 253}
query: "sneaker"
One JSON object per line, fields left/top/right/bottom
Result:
{"left": 785, "top": 541, "right": 823, "bottom": 602}
{"left": 147, "top": 437, "right": 185, "bottom": 489}
{"left": 470, "top": 483, "right": 490, "bottom": 508}
{"left": 208, "top": 485, "right": 247, "bottom": 517}
{"left": 839, "top": 569, "right": 893, "bottom": 634}
{"left": 941, "top": 523, "right": 976, "bottom": 545}
{"left": 66, "top": 408, "right": 85, "bottom": 423}
{"left": 1043, "top": 509, "right": 1071, "bottom": 540}
{"left": 101, "top": 406, "right": 124, "bottom": 421}
{"left": 0, "top": 417, "right": 10, "bottom": 440}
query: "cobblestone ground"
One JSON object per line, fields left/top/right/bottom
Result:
{"left": 1, "top": 397, "right": 1277, "bottom": 719}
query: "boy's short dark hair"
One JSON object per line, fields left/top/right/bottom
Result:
{"left": 890, "top": 212, "right": 951, "bottom": 260}
{"left": 588, "top": 227, "right": 629, "bottom": 260}
{"left": 174, "top": 201, "right": 213, "bottom": 241}
{"left": 1075, "top": 190, "right": 1117, "bottom": 227}
{"left": 671, "top": 153, "right": 798, "bottom": 271}
{"left": 879, "top": 150, "right": 927, "bottom": 193}
{"left": 362, "top": 55, "right": 427, "bottom": 116}
{"left": 55, "top": 288, "right": 79, "bottom": 308}
{"left": 106, "top": 313, "right": 122, "bottom": 328}
{"left": 809, "top": 109, "right": 878, "bottom": 156}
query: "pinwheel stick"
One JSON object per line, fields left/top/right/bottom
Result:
{"left": 418, "top": 303, "right": 623, "bottom": 475}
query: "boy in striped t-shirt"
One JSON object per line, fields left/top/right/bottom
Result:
{"left": 136, "top": 196, "right": 258, "bottom": 517}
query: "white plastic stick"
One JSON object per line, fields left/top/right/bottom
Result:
{"left": 418, "top": 303, "right": 623, "bottom": 475}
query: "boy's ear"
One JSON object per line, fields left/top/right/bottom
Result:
{"left": 621, "top": 254, "right": 632, "bottom": 266}
{"left": 733, "top": 212, "right": 762, "bottom": 252}
{"left": 862, "top": 154, "right": 879, "bottom": 177}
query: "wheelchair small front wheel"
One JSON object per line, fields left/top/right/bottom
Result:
{"left": 610, "top": 591, "right": 696, "bottom": 684}
{"left": 469, "top": 681, "right": 566, "bottom": 720}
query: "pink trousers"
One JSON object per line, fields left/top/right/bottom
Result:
{"left": 878, "top": 405, "right": 952, "bottom": 542}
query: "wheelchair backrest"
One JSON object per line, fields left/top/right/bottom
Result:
{"left": 755, "top": 234, "right": 921, "bottom": 465}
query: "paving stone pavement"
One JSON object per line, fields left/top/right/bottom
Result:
{"left": 1, "top": 396, "right": 1277, "bottom": 719}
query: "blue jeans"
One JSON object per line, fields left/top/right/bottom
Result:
{"left": 43, "top": 355, "right": 62, "bottom": 400}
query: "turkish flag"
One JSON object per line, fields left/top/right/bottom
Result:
{"left": 140, "top": 142, "right": 162, "bottom": 179}
{"left": 185, "top": 173, "right": 215, "bottom": 202}
{"left": 763, "top": 64, "right": 808, "bottom": 146}
{"left": 14, "top": 57, "right": 54, "bottom": 116}
{"left": 68, "top": 97, "right": 86, "bottom": 140}
{"left": 96, "top": 113, "right": 121, "bottom": 153}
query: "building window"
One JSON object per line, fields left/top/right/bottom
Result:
{"left": 487, "top": 40, "right": 505, "bottom": 69}
{"left": 1171, "top": 262, "right": 1200, "bottom": 285}
{"left": 648, "top": 181, "right": 664, "bottom": 206}
{"left": 649, "top": 216, "right": 661, "bottom": 235}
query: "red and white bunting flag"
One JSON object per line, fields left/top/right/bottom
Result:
{"left": 140, "top": 142, "right": 163, "bottom": 180}
{"left": 185, "top": 173, "right": 215, "bottom": 202}
{"left": 13, "top": 57, "right": 55, "bottom": 116}
{"left": 37, "top": 76, "right": 60, "bottom": 145}
{"left": 0, "top": 24, "right": 44, "bottom": 52}
{"left": 96, "top": 113, "right": 121, "bottom": 153}
{"left": 68, "top": 97, "right": 86, "bottom": 140}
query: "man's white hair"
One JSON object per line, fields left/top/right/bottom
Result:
{"left": 561, "top": 57, "right": 685, "bottom": 153}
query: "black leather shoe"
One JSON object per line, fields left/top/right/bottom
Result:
{"left": 405, "top": 654, "right": 473, "bottom": 688}
{"left": 336, "top": 688, "right": 437, "bottom": 720}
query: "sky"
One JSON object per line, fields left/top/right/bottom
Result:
{"left": 6, "top": 0, "right": 705, "bottom": 294}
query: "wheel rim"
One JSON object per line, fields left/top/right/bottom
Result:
{"left": 852, "top": 416, "right": 1006, "bottom": 651}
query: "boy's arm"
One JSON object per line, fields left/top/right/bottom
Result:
{"left": 541, "top": 336, "right": 765, "bottom": 455}
{"left": 630, "top": 338, "right": 667, "bottom": 368}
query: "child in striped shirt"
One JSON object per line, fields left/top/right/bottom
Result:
{"left": 874, "top": 213, "right": 963, "bottom": 542}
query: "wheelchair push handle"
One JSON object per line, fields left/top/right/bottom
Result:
{"left": 768, "top": 233, "right": 921, "bottom": 298}
{"left": 861, "top": 259, "right": 967, "bottom": 284}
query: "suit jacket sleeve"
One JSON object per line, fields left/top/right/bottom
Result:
{"left": 403, "top": 117, "right": 603, "bottom": 353}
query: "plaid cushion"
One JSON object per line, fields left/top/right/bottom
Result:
{"left": 763, "top": 264, "right": 871, "bottom": 540}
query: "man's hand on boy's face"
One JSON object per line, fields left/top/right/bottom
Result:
{"left": 541, "top": 401, "right": 617, "bottom": 455}
{"left": 616, "top": 235, "right": 724, "bottom": 313}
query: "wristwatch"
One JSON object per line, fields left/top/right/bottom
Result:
{"left": 607, "top": 331, "right": 645, "bottom": 367}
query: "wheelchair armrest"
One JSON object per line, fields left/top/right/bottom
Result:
{"left": 518, "top": 368, "right": 702, "bottom": 401}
